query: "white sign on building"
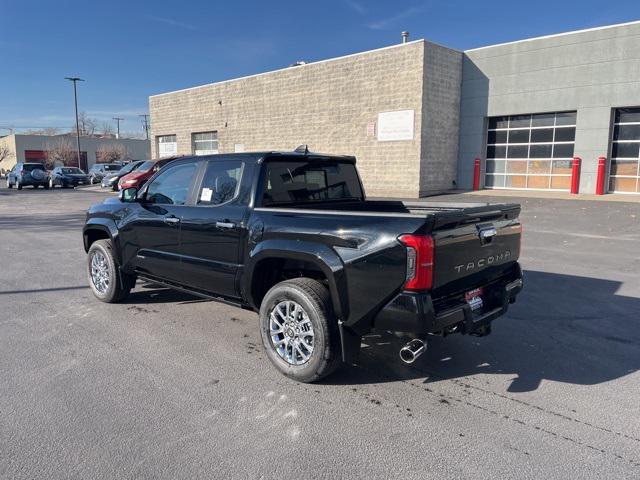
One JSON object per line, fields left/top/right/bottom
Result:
{"left": 377, "top": 109, "right": 415, "bottom": 141}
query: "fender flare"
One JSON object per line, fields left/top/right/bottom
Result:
{"left": 82, "top": 219, "right": 121, "bottom": 261}
{"left": 243, "top": 239, "right": 348, "bottom": 320}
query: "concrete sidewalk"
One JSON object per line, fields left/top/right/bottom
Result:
{"left": 459, "top": 189, "right": 640, "bottom": 203}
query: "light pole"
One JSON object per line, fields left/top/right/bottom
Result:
{"left": 65, "top": 77, "right": 84, "bottom": 168}
{"left": 112, "top": 117, "right": 123, "bottom": 139}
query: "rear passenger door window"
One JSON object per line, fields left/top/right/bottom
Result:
{"left": 197, "top": 161, "right": 243, "bottom": 206}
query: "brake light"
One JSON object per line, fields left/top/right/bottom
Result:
{"left": 398, "top": 234, "right": 434, "bottom": 291}
{"left": 19, "top": 170, "right": 25, "bottom": 175}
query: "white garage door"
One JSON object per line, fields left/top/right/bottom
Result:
{"left": 485, "top": 111, "right": 576, "bottom": 191}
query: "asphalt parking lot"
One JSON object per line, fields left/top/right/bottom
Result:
{"left": 1, "top": 185, "right": 639, "bottom": 479}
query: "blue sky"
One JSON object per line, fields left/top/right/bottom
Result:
{"left": 1, "top": 0, "right": 638, "bottom": 136}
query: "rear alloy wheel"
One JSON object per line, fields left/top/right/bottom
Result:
{"left": 259, "top": 278, "right": 341, "bottom": 382}
{"left": 269, "top": 300, "right": 315, "bottom": 365}
{"left": 87, "top": 239, "right": 134, "bottom": 303}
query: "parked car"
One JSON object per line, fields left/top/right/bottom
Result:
{"left": 82, "top": 149, "right": 523, "bottom": 382}
{"left": 6, "top": 162, "right": 50, "bottom": 190}
{"left": 49, "top": 166, "right": 90, "bottom": 188}
{"left": 101, "top": 160, "right": 145, "bottom": 191}
{"left": 117, "top": 157, "right": 179, "bottom": 191}
{"left": 88, "top": 163, "right": 123, "bottom": 184}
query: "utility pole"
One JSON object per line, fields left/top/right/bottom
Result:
{"left": 139, "top": 114, "right": 150, "bottom": 140}
{"left": 64, "top": 77, "right": 85, "bottom": 168}
{"left": 113, "top": 117, "right": 124, "bottom": 139}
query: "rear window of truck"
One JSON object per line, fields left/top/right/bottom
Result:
{"left": 261, "top": 160, "right": 363, "bottom": 206}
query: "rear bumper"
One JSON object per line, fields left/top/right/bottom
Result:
{"left": 61, "top": 178, "right": 89, "bottom": 186}
{"left": 373, "top": 263, "right": 523, "bottom": 336}
{"left": 19, "top": 177, "right": 48, "bottom": 186}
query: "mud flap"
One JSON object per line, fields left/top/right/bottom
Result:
{"left": 339, "top": 321, "right": 361, "bottom": 365}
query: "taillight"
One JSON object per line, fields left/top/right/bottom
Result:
{"left": 398, "top": 234, "right": 434, "bottom": 291}
{"left": 19, "top": 170, "right": 25, "bottom": 176}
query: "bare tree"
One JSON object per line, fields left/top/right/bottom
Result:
{"left": 45, "top": 138, "right": 77, "bottom": 168}
{"left": 21, "top": 127, "right": 62, "bottom": 136}
{"left": 120, "top": 130, "right": 146, "bottom": 140}
{"left": 0, "top": 145, "right": 14, "bottom": 175}
{"left": 100, "top": 122, "right": 114, "bottom": 137}
{"left": 0, "top": 145, "right": 14, "bottom": 163}
{"left": 96, "top": 143, "right": 129, "bottom": 163}
{"left": 77, "top": 111, "right": 97, "bottom": 136}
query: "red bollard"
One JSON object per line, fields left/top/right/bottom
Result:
{"left": 570, "top": 157, "right": 581, "bottom": 194}
{"left": 472, "top": 158, "right": 481, "bottom": 191}
{"left": 595, "top": 156, "right": 606, "bottom": 195}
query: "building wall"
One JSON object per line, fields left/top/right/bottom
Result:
{"left": 150, "top": 41, "right": 426, "bottom": 198}
{"left": 419, "top": 42, "right": 463, "bottom": 195}
{"left": 458, "top": 22, "right": 640, "bottom": 193}
{"left": 3, "top": 135, "right": 150, "bottom": 170}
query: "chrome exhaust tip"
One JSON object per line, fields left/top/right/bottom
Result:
{"left": 399, "top": 339, "right": 426, "bottom": 364}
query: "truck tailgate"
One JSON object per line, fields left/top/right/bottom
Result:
{"left": 432, "top": 212, "right": 521, "bottom": 295}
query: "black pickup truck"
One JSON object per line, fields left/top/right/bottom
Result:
{"left": 83, "top": 149, "right": 523, "bottom": 382}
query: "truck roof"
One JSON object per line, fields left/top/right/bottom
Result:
{"left": 168, "top": 150, "right": 357, "bottom": 165}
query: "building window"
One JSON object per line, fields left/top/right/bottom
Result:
{"left": 192, "top": 131, "right": 218, "bottom": 156}
{"left": 609, "top": 108, "right": 640, "bottom": 193}
{"left": 157, "top": 134, "right": 177, "bottom": 157}
{"left": 485, "top": 111, "right": 576, "bottom": 191}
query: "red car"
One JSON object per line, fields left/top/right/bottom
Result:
{"left": 117, "top": 157, "right": 179, "bottom": 190}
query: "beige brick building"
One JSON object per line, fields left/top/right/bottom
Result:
{"left": 149, "top": 40, "right": 462, "bottom": 198}
{"left": 150, "top": 21, "right": 640, "bottom": 197}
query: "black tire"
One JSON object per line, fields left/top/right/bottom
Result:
{"left": 33, "top": 184, "right": 39, "bottom": 189}
{"left": 44, "top": 182, "right": 49, "bottom": 190}
{"left": 87, "top": 239, "right": 134, "bottom": 303}
{"left": 17, "top": 181, "right": 22, "bottom": 190}
{"left": 259, "top": 278, "right": 341, "bottom": 383}
{"left": 7, "top": 179, "right": 12, "bottom": 189}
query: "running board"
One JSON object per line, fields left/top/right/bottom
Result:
{"left": 136, "top": 274, "right": 252, "bottom": 311}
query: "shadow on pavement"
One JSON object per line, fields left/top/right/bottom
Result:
{"left": 0, "top": 213, "right": 86, "bottom": 230}
{"left": 326, "top": 270, "right": 640, "bottom": 392}
{"left": 0, "top": 285, "right": 89, "bottom": 295}
{"left": 51, "top": 268, "right": 639, "bottom": 393}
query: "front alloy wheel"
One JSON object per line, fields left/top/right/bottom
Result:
{"left": 90, "top": 250, "right": 110, "bottom": 295}
{"left": 269, "top": 300, "right": 315, "bottom": 365}
{"left": 87, "top": 239, "right": 134, "bottom": 303}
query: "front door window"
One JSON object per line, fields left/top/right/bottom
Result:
{"left": 145, "top": 163, "right": 198, "bottom": 205}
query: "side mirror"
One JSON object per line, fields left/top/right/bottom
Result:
{"left": 119, "top": 187, "right": 138, "bottom": 203}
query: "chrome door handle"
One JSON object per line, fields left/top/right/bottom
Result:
{"left": 216, "top": 221, "right": 235, "bottom": 229}
{"left": 164, "top": 216, "right": 180, "bottom": 225}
